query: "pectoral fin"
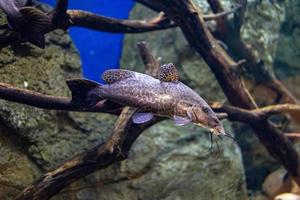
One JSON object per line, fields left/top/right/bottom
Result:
{"left": 173, "top": 115, "right": 192, "bottom": 126}
{"left": 132, "top": 112, "right": 154, "bottom": 124}
{"left": 19, "top": 7, "right": 50, "bottom": 48}
{"left": 159, "top": 63, "right": 179, "bottom": 82}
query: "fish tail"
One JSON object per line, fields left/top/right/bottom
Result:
{"left": 66, "top": 79, "right": 103, "bottom": 107}
{"left": 18, "top": 6, "right": 51, "bottom": 48}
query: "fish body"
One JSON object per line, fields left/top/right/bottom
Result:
{"left": 0, "top": 0, "right": 50, "bottom": 48}
{"left": 99, "top": 71, "right": 205, "bottom": 116}
{"left": 67, "top": 63, "right": 225, "bottom": 135}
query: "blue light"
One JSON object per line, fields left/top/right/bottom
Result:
{"left": 41, "top": 0, "right": 134, "bottom": 83}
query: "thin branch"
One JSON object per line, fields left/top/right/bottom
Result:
{"left": 67, "top": 10, "right": 177, "bottom": 33}
{"left": 253, "top": 104, "right": 300, "bottom": 116}
{"left": 0, "top": 1, "right": 242, "bottom": 48}
{"left": 285, "top": 133, "right": 300, "bottom": 139}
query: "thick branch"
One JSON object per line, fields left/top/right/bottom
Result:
{"left": 0, "top": 82, "right": 122, "bottom": 114}
{"left": 137, "top": 41, "right": 160, "bottom": 76}
{"left": 15, "top": 108, "right": 163, "bottom": 200}
{"left": 1, "top": 82, "right": 299, "bottom": 123}
{"left": 139, "top": 0, "right": 300, "bottom": 186}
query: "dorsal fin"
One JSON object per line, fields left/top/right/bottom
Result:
{"left": 102, "top": 69, "right": 135, "bottom": 84}
{"left": 66, "top": 79, "right": 101, "bottom": 107}
{"left": 158, "top": 63, "right": 179, "bottom": 82}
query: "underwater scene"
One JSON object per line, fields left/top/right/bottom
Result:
{"left": 0, "top": 0, "right": 299, "bottom": 200}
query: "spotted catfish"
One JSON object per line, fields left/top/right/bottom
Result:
{"left": 0, "top": 0, "right": 50, "bottom": 48}
{"left": 67, "top": 63, "right": 226, "bottom": 136}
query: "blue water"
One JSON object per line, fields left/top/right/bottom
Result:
{"left": 41, "top": 0, "right": 134, "bottom": 82}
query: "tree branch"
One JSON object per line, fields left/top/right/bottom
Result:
{"left": 0, "top": 0, "right": 242, "bottom": 48}
{"left": 0, "top": 68, "right": 298, "bottom": 200}
{"left": 0, "top": 82, "right": 122, "bottom": 114}
{"left": 66, "top": 10, "right": 176, "bottom": 33}
{"left": 138, "top": 0, "right": 300, "bottom": 187}
{"left": 207, "top": 0, "right": 300, "bottom": 106}
{"left": 1, "top": 81, "right": 299, "bottom": 124}
{"left": 15, "top": 107, "right": 163, "bottom": 200}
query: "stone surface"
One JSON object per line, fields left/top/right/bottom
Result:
{"left": 58, "top": 120, "right": 246, "bottom": 200}
{"left": 274, "top": 0, "right": 300, "bottom": 99}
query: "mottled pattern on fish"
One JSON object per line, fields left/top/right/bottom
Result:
{"left": 67, "top": 63, "right": 225, "bottom": 135}
{"left": 99, "top": 70, "right": 201, "bottom": 116}
{"left": 94, "top": 63, "right": 225, "bottom": 135}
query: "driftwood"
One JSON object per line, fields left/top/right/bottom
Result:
{"left": 0, "top": 0, "right": 240, "bottom": 48}
{"left": 0, "top": 0, "right": 298, "bottom": 199}
{"left": 136, "top": 0, "right": 300, "bottom": 186}
{"left": 206, "top": 0, "right": 299, "bottom": 105}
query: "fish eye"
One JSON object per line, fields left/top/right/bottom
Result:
{"left": 202, "top": 106, "right": 210, "bottom": 113}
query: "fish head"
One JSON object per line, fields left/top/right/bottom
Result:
{"left": 187, "top": 104, "right": 225, "bottom": 136}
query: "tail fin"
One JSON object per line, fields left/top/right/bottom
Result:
{"left": 19, "top": 7, "right": 50, "bottom": 48}
{"left": 66, "top": 79, "right": 102, "bottom": 107}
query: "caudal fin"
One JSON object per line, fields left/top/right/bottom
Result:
{"left": 19, "top": 7, "right": 50, "bottom": 48}
{"left": 66, "top": 79, "right": 103, "bottom": 107}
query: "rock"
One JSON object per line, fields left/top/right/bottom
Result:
{"left": 274, "top": 0, "right": 300, "bottom": 99}
{"left": 121, "top": 121, "right": 247, "bottom": 200}
{"left": 65, "top": 121, "right": 247, "bottom": 200}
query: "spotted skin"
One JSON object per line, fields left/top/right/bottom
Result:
{"left": 159, "top": 63, "right": 179, "bottom": 82}
{"left": 96, "top": 68, "right": 225, "bottom": 135}
{"left": 102, "top": 69, "right": 135, "bottom": 85}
